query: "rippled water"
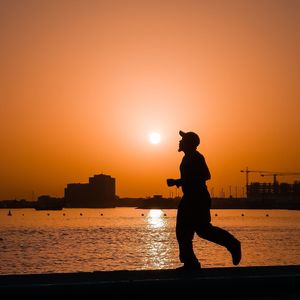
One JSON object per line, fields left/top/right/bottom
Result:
{"left": 0, "top": 208, "right": 299, "bottom": 274}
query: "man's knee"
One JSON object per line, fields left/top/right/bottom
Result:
{"left": 176, "top": 228, "right": 195, "bottom": 242}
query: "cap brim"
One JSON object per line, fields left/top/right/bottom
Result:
{"left": 179, "top": 130, "right": 186, "bottom": 137}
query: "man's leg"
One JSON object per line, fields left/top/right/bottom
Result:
{"left": 176, "top": 208, "right": 201, "bottom": 269}
{"left": 195, "top": 223, "right": 242, "bottom": 265}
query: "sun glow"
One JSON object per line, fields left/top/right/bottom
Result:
{"left": 149, "top": 132, "right": 161, "bottom": 144}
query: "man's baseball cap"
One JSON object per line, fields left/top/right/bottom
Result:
{"left": 179, "top": 130, "right": 200, "bottom": 147}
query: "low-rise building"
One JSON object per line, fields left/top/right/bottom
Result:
{"left": 64, "top": 174, "right": 116, "bottom": 208}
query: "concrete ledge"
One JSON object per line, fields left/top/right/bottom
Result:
{"left": 1, "top": 265, "right": 299, "bottom": 299}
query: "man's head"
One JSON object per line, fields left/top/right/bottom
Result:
{"left": 178, "top": 130, "right": 200, "bottom": 152}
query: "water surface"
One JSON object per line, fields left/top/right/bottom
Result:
{"left": 0, "top": 208, "right": 299, "bottom": 274}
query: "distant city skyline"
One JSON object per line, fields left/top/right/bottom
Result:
{"left": 2, "top": 173, "right": 300, "bottom": 201}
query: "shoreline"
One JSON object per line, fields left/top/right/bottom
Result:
{"left": 1, "top": 206, "right": 300, "bottom": 210}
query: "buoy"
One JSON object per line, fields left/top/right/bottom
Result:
{"left": 101, "top": 213, "right": 103, "bottom": 216}
{"left": 63, "top": 213, "right": 65, "bottom": 216}
{"left": 164, "top": 213, "right": 167, "bottom": 216}
{"left": 80, "top": 213, "right": 83, "bottom": 216}
{"left": 266, "top": 214, "right": 269, "bottom": 217}
{"left": 141, "top": 214, "right": 144, "bottom": 216}
{"left": 47, "top": 213, "right": 50, "bottom": 216}
{"left": 241, "top": 213, "right": 244, "bottom": 216}
{"left": 215, "top": 213, "right": 218, "bottom": 217}
{"left": 8, "top": 210, "right": 12, "bottom": 216}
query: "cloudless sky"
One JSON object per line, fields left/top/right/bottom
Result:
{"left": 1, "top": 0, "right": 299, "bottom": 200}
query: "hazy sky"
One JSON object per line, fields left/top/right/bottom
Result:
{"left": 1, "top": 0, "right": 299, "bottom": 200}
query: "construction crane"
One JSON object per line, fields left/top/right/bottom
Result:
{"left": 240, "top": 167, "right": 272, "bottom": 197}
{"left": 241, "top": 167, "right": 300, "bottom": 197}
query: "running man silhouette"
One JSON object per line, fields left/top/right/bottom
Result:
{"left": 167, "top": 130, "right": 241, "bottom": 270}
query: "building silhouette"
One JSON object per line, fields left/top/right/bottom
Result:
{"left": 248, "top": 181, "right": 300, "bottom": 199}
{"left": 64, "top": 174, "right": 116, "bottom": 208}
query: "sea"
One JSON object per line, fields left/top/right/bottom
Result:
{"left": 0, "top": 207, "right": 299, "bottom": 275}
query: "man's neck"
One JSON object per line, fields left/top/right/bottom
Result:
{"left": 183, "top": 149, "right": 197, "bottom": 155}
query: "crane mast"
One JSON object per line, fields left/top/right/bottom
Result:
{"left": 240, "top": 167, "right": 271, "bottom": 198}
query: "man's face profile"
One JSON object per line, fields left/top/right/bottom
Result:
{"left": 178, "top": 138, "right": 187, "bottom": 152}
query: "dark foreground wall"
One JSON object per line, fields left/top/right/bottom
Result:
{"left": 0, "top": 265, "right": 299, "bottom": 299}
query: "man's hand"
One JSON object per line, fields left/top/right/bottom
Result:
{"left": 167, "top": 179, "right": 177, "bottom": 187}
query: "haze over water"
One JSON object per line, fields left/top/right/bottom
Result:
{"left": 1, "top": 208, "right": 299, "bottom": 275}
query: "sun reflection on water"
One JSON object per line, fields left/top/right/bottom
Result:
{"left": 143, "top": 209, "right": 172, "bottom": 269}
{"left": 147, "top": 209, "right": 165, "bottom": 228}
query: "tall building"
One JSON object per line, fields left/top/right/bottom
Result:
{"left": 64, "top": 174, "right": 116, "bottom": 207}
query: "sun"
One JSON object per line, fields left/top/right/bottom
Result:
{"left": 149, "top": 132, "right": 161, "bottom": 144}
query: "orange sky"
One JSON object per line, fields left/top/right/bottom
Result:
{"left": 1, "top": 0, "right": 299, "bottom": 200}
